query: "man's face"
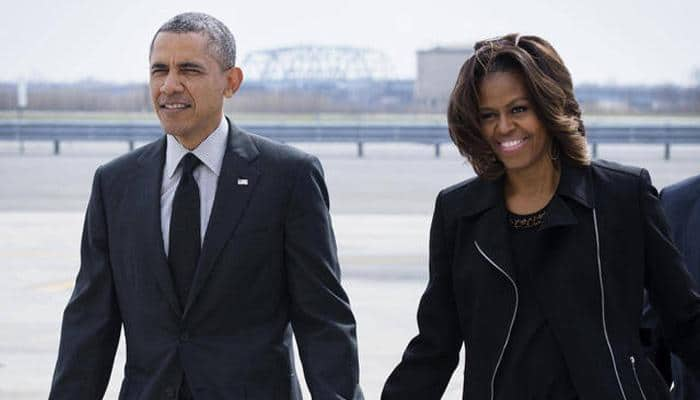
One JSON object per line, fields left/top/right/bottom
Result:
{"left": 149, "top": 32, "right": 242, "bottom": 148}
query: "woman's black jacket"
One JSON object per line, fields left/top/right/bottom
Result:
{"left": 382, "top": 160, "right": 700, "bottom": 400}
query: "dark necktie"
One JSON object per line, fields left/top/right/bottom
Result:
{"left": 168, "top": 152, "right": 202, "bottom": 308}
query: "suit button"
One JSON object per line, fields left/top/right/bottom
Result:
{"left": 180, "top": 332, "right": 189, "bottom": 342}
{"left": 165, "top": 387, "right": 176, "bottom": 398}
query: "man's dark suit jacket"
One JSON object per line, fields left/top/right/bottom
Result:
{"left": 49, "top": 121, "right": 363, "bottom": 400}
{"left": 660, "top": 174, "right": 700, "bottom": 400}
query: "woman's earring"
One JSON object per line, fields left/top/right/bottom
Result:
{"left": 549, "top": 142, "right": 560, "bottom": 161}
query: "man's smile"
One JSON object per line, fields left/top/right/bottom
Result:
{"left": 161, "top": 103, "right": 190, "bottom": 109}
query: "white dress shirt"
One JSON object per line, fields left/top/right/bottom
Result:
{"left": 161, "top": 117, "right": 228, "bottom": 256}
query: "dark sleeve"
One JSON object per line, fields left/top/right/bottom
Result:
{"left": 284, "top": 155, "right": 363, "bottom": 400}
{"left": 639, "top": 188, "right": 673, "bottom": 385}
{"left": 49, "top": 166, "right": 122, "bottom": 400}
{"left": 641, "top": 170, "right": 700, "bottom": 375}
{"left": 382, "top": 192, "right": 462, "bottom": 400}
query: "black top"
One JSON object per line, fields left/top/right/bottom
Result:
{"left": 495, "top": 206, "right": 579, "bottom": 400}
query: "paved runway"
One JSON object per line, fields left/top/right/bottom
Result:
{"left": 1, "top": 140, "right": 698, "bottom": 399}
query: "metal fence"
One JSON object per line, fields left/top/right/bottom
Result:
{"left": 1, "top": 120, "right": 699, "bottom": 159}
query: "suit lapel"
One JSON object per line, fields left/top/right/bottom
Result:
{"left": 184, "top": 123, "right": 261, "bottom": 317}
{"left": 134, "top": 137, "right": 182, "bottom": 317}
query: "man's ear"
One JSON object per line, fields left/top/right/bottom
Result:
{"left": 224, "top": 67, "right": 243, "bottom": 98}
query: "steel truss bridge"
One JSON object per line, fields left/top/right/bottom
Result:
{"left": 241, "top": 46, "right": 396, "bottom": 83}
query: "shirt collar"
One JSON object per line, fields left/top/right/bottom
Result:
{"left": 164, "top": 116, "right": 229, "bottom": 179}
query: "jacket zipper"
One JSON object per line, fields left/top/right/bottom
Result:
{"left": 474, "top": 241, "right": 519, "bottom": 400}
{"left": 630, "top": 356, "right": 648, "bottom": 400}
{"left": 592, "top": 209, "right": 628, "bottom": 400}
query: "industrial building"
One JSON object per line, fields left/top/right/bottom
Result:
{"left": 415, "top": 46, "right": 474, "bottom": 111}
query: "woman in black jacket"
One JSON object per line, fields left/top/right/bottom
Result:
{"left": 382, "top": 34, "right": 700, "bottom": 400}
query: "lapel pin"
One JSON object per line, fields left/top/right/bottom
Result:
{"left": 237, "top": 178, "right": 249, "bottom": 186}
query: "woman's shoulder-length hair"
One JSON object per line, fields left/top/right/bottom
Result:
{"left": 447, "top": 33, "right": 590, "bottom": 180}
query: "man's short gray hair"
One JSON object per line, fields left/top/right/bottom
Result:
{"left": 150, "top": 12, "right": 236, "bottom": 70}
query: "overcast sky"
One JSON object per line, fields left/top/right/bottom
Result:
{"left": 3, "top": 0, "right": 699, "bottom": 86}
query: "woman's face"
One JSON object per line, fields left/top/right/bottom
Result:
{"left": 477, "top": 71, "right": 552, "bottom": 175}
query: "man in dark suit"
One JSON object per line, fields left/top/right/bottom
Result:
{"left": 50, "top": 12, "right": 363, "bottom": 400}
{"left": 659, "top": 173, "right": 700, "bottom": 400}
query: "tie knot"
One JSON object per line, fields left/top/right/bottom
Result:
{"left": 180, "top": 153, "right": 202, "bottom": 175}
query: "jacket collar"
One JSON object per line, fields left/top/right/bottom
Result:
{"left": 556, "top": 159, "right": 594, "bottom": 209}
{"left": 464, "top": 160, "right": 595, "bottom": 281}
{"left": 224, "top": 116, "right": 260, "bottom": 162}
{"left": 459, "top": 159, "right": 595, "bottom": 219}
{"left": 135, "top": 116, "right": 259, "bottom": 168}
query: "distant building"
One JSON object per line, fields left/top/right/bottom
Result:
{"left": 415, "top": 46, "right": 473, "bottom": 111}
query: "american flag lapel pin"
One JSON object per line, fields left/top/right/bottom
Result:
{"left": 237, "top": 178, "right": 249, "bottom": 186}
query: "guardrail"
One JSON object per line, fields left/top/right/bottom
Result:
{"left": 1, "top": 120, "right": 699, "bottom": 159}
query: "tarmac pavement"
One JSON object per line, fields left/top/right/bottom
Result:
{"left": 1, "top": 141, "right": 699, "bottom": 399}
